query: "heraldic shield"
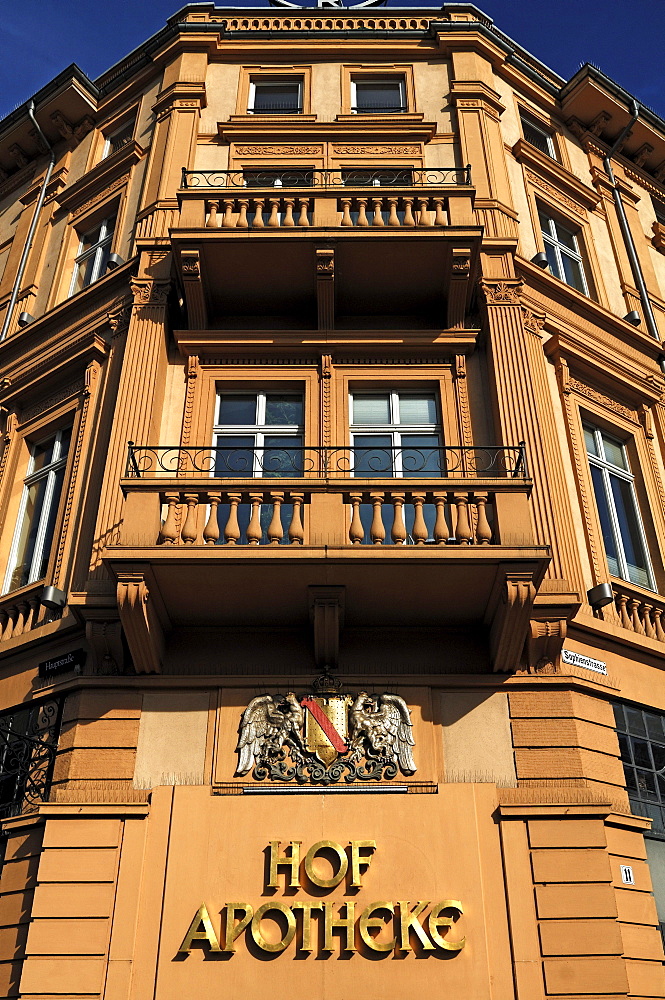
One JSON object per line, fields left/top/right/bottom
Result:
{"left": 235, "top": 685, "right": 416, "bottom": 784}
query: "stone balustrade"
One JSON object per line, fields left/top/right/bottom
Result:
{"left": 612, "top": 582, "right": 665, "bottom": 642}
{"left": 0, "top": 586, "right": 58, "bottom": 645}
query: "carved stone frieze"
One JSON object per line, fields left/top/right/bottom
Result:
{"left": 315, "top": 248, "right": 334, "bottom": 275}
{"left": 182, "top": 355, "right": 200, "bottom": 447}
{"left": 332, "top": 144, "right": 420, "bottom": 155}
{"left": 521, "top": 306, "right": 546, "bottom": 336}
{"left": 21, "top": 378, "right": 85, "bottom": 423}
{"left": 525, "top": 170, "right": 586, "bottom": 217}
{"left": 235, "top": 145, "right": 323, "bottom": 156}
{"left": 319, "top": 353, "right": 333, "bottom": 448}
{"left": 70, "top": 172, "right": 130, "bottom": 221}
{"left": 589, "top": 111, "right": 612, "bottom": 137}
{"left": 566, "top": 377, "right": 634, "bottom": 420}
{"left": 107, "top": 299, "right": 132, "bottom": 337}
{"left": 130, "top": 279, "right": 171, "bottom": 306}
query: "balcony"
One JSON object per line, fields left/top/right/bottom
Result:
{"left": 103, "top": 444, "right": 550, "bottom": 674}
{"left": 167, "top": 167, "right": 481, "bottom": 341}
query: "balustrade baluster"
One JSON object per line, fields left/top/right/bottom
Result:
{"left": 288, "top": 493, "right": 305, "bottom": 545}
{"left": 371, "top": 197, "right": 385, "bottom": 226}
{"left": 390, "top": 493, "right": 407, "bottom": 544}
{"left": 203, "top": 493, "right": 221, "bottom": 545}
{"left": 411, "top": 493, "right": 428, "bottom": 544}
{"left": 222, "top": 199, "right": 236, "bottom": 228}
{"left": 267, "top": 198, "right": 281, "bottom": 227}
{"left": 629, "top": 598, "right": 645, "bottom": 634}
{"left": 403, "top": 197, "right": 415, "bottom": 227}
{"left": 27, "top": 597, "right": 40, "bottom": 632}
{"left": 223, "top": 493, "right": 241, "bottom": 545}
{"left": 643, "top": 604, "right": 656, "bottom": 639}
{"left": 0, "top": 609, "right": 7, "bottom": 642}
{"left": 14, "top": 602, "right": 29, "bottom": 637}
{"left": 432, "top": 492, "right": 449, "bottom": 543}
{"left": 616, "top": 593, "right": 631, "bottom": 629}
{"left": 349, "top": 493, "right": 364, "bottom": 544}
{"left": 386, "top": 197, "right": 400, "bottom": 227}
{"left": 283, "top": 198, "right": 295, "bottom": 227}
{"left": 474, "top": 492, "right": 492, "bottom": 544}
{"left": 297, "top": 198, "right": 310, "bottom": 226}
{"left": 340, "top": 198, "right": 353, "bottom": 227}
{"left": 247, "top": 494, "right": 263, "bottom": 545}
{"left": 357, "top": 198, "right": 369, "bottom": 227}
{"left": 370, "top": 492, "right": 386, "bottom": 545}
{"left": 237, "top": 199, "right": 249, "bottom": 228}
{"left": 654, "top": 608, "right": 665, "bottom": 642}
{"left": 206, "top": 200, "right": 220, "bottom": 228}
{"left": 433, "top": 198, "right": 446, "bottom": 226}
{"left": 181, "top": 494, "right": 199, "bottom": 544}
{"left": 252, "top": 198, "right": 265, "bottom": 228}
{"left": 453, "top": 492, "right": 472, "bottom": 544}
{"left": 417, "top": 197, "right": 432, "bottom": 226}
{"left": 160, "top": 493, "right": 180, "bottom": 544}
{"left": 268, "top": 493, "right": 284, "bottom": 544}
{"left": 3, "top": 607, "right": 17, "bottom": 642}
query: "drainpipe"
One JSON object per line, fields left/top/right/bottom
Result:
{"left": 0, "top": 102, "right": 56, "bottom": 341}
{"left": 603, "top": 100, "right": 660, "bottom": 340}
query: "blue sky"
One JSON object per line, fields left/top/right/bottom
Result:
{"left": 1, "top": 0, "right": 664, "bottom": 121}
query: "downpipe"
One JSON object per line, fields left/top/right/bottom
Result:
{"left": 603, "top": 100, "right": 660, "bottom": 340}
{"left": 0, "top": 102, "right": 56, "bottom": 341}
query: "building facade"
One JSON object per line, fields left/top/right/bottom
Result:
{"left": 0, "top": 2, "right": 665, "bottom": 997}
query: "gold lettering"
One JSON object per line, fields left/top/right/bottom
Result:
{"left": 268, "top": 840, "right": 301, "bottom": 889}
{"left": 398, "top": 901, "right": 435, "bottom": 952}
{"left": 251, "top": 901, "right": 297, "bottom": 953}
{"left": 359, "top": 901, "right": 395, "bottom": 952}
{"left": 323, "top": 900, "right": 356, "bottom": 952}
{"left": 350, "top": 840, "right": 377, "bottom": 887}
{"left": 178, "top": 903, "right": 222, "bottom": 953}
{"left": 224, "top": 903, "right": 253, "bottom": 952}
{"left": 304, "top": 840, "right": 348, "bottom": 888}
{"left": 429, "top": 900, "right": 465, "bottom": 951}
{"left": 292, "top": 900, "right": 324, "bottom": 951}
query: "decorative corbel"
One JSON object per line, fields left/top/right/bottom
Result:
{"left": 9, "top": 144, "right": 29, "bottom": 169}
{"left": 639, "top": 403, "right": 655, "bottom": 440}
{"left": 589, "top": 111, "right": 612, "bottom": 138}
{"left": 319, "top": 353, "right": 333, "bottom": 449}
{"left": 315, "top": 247, "right": 335, "bottom": 331}
{"left": 654, "top": 162, "right": 665, "bottom": 184}
{"left": 486, "top": 568, "right": 536, "bottom": 673}
{"left": 447, "top": 248, "right": 471, "bottom": 329}
{"left": 107, "top": 298, "right": 132, "bottom": 338}
{"left": 309, "top": 585, "right": 345, "bottom": 671}
{"left": 50, "top": 111, "right": 74, "bottom": 142}
{"left": 85, "top": 618, "right": 125, "bottom": 675}
{"left": 73, "top": 116, "right": 95, "bottom": 142}
{"left": 180, "top": 249, "right": 207, "bottom": 329}
{"left": 117, "top": 569, "right": 168, "bottom": 674}
{"left": 525, "top": 587, "right": 582, "bottom": 674}
{"left": 633, "top": 143, "right": 654, "bottom": 169}
{"left": 521, "top": 305, "right": 546, "bottom": 337}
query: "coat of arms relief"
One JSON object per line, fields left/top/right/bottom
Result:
{"left": 236, "top": 683, "right": 416, "bottom": 784}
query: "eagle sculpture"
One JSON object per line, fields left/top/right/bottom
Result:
{"left": 235, "top": 692, "right": 304, "bottom": 776}
{"left": 349, "top": 692, "right": 416, "bottom": 775}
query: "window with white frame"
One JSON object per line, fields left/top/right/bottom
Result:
{"left": 350, "top": 391, "right": 442, "bottom": 477}
{"left": 102, "top": 117, "right": 135, "bottom": 158}
{"left": 4, "top": 427, "right": 71, "bottom": 593}
{"left": 538, "top": 206, "right": 588, "bottom": 294}
{"left": 351, "top": 77, "right": 407, "bottom": 114}
{"left": 69, "top": 214, "right": 116, "bottom": 296}
{"left": 248, "top": 78, "right": 303, "bottom": 115}
{"left": 653, "top": 197, "right": 665, "bottom": 227}
{"left": 584, "top": 423, "right": 653, "bottom": 590}
{"left": 213, "top": 391, "right": 304, "bottom": 544}
{"left": 520, "top": 112, "right": 556, "bottom": 159}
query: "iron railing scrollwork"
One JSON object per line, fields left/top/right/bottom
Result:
{"left": 180, "top": 165, "right": 472, "bottom": 190}
{"left": 125, "top": 443, "right": 527, "bottom": 479}
{"left": 0, "top": 699, "right": 61, "bottom": 819}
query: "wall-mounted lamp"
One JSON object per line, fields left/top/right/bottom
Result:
{"left": 658, "top": 354, "right": 665, "bottom": 376}
{"left": 40, "top": 585, "right": 67, "bottom": 610}
{"left": 587, "top": 582, "right": 614, "bottom": 610}
{"left": 17, "top": 312, "right": 35, "bottom": 327}
{"left": 531, "top": 251, "right": 549, "bottom": 269}
{"left": 624, "top": 310, "right": 641, "bottom": 326}
{"left": 106, "top": 253, "right": 125, "bottom": 271}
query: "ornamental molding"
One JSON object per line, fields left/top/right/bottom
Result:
{"left": 235, "top": 144, "right": 324, "bottom": 156}
{"left": 566, "top": 377, "right": 634, "bottom": 420}
{"left": 525, "top": 169, "right": 586, "bottom": 218}
{"left": 107, "top": 298, "right": 132, "bottom": 337}
{"left": 521, "top": 306, "right": 546, "bottom": 336}
{"left": 479, "top": 279, "right": 523, "bottom": 305}
{"left": 70, "top": 172, "right": 130, "bottom": 221}
{"left": 21, "top": 379, "right": 85, "bottom": 424}
{"left": 332, "top": 143, "right": 420, "bottom": 155}
{"left": 130, "top": 279, "right": 171, "bottom": 306}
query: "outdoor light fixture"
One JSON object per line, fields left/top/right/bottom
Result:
{"left": 531, "top": 252, "right": 549, "bottom": 268}
{"left": 624, "top": 310, "right": 641, "bottom": 326}
{"left": 587, "top": 582, "right": 614, "bottom": 610}
{"left": 106, "top": 253, "right": 125, "bottom": 271}
{"left": 40, "top": 585, "right": 67, "bottom": 610}
{"left": 17, "top": 312, "right": 35, "bottom": 327}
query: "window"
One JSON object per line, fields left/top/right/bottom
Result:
{"left": 342, "top": 167, "right": 413, "bottom": 187}
{"left": 614, "top": 702, "right": 665, "bottom": 835}
{"left": 213, "top": 391, "right": 303, "bottom": 545}
{"left": 585, "top": 423, "right": 653, "bottom": 589}
{"left": 243, "top": 167, "right": 314, "bottom": 188}
{"left": 539, "top": 207, "right": 588, "bottom": 294}
{"left": 103, "top": 117, "right": 135, "bottom": 158}
{"left": 350, "top": 391, "right": 442, "bottom": 476}
{"left": 652, "top": 198, "right": 665, "bottom": 227}
{"left": 248, "top": 78, "right": 302, "bottom": 115}
{"left": 69, "top": 215, "right": 116, "bottom": 296}
{"left": 520, "top": 112, "right": 556, "bottom": 159}
{"left": 352, "top": 77, "right": 406, "bottom": 114}
{"left": 4, "top": 427, "right": 71, "bottom": 593}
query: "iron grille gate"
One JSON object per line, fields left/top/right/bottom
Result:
{"left": 0, "top": 699, "right": 61, "bottom": 819}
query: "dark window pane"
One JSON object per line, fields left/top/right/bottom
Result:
{"left": 521, "top": 117, "right": 553, "bottom": 156}
{"left": 613, "top": 703, "right": 626, "bottom": 730}
{"left": 253, "top": 84, "right": 301, "bottom": 113}
{"left": 652, "top": 743, "right": 665, "bottom": 771}
{"left": 262, "top": 436, "right": 303, "bottom": 477}
{"left": 636, "top": 769, "right": 658, "bottom": 799}
{"left": 633, "top": 738, "right": 653, "bottom": 769}
{"left": 624, "top": 766, "right": 638, "bottom": 791}
{"left": 618, "top": 732, "right": 632, "bottom": 763}
{"left": 57, "top": 427, "right": 72, "bottom": 459}
{"left": 31, "top": 436, "right": 56, "bottom": 473}
{"left": 218, "top": 395, "right": 257, "bottom": 425}
{"left": 400, "top": 434, "right": 442, "bottom": 477}
{"left": 589, "top": 464, "right": 619, "bottom": 577}
{"left": 10, "top": 477, "right": 48, "bottom": 589}
{"left": 35, "top": 467, "right": 66, "bottom": 581}
{"left": 265, "top": 395, "right": 303, "bottom": 426}
{"left": 647, "top": 713, "right": 665, "bottom": 742}
{"left": 244, "top": 169, "right": 313, "bottom": 187}
{"left": 543, "top": 241, "right": 561, "bottom": 279}
{"left": 355, "top": 81, "right": 404, "bottom": 112}
{"left": 215, "top": 435, "right": 255, "bottom": 476}
{"left": 561, "top": 252, "right": 586, "bottom": 293}
{"left": 342, "top": 168, "right": 413, "bottom": 186}
{"left": 553, "top": 220, "right": 577, "bottom": 250}
{"left": 353, "top": 395, "right": 391, "bottom": 424}
{"left": 609, "top": 474, "right": 650, "bottom": 587}
{"left": 626, "top": 708, "right": 647, "bottom": 736}
{"left": 353, "top": 435, "right": 393, "bottom": 476}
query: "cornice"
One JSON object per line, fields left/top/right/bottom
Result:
{"left": 512, "top": 139, "right": 600, "bottom": 213}
{"left": 449, "top": 80, "right": 505, "bottom": 117}
{"left": 152, "top": 80, "right": 207, "bottom": 120}
{"left": 218, "top": 117, "right": 437, "bottom": 145}
{"left": 56, "top": 140, "right": 144, "bottom": 217}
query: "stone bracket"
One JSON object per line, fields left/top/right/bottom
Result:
{"left": 180, "top": 249, "right": 207, "bottom": 329}
{"left": 526, "top": 588, "right": 582, "bottom": 674}
{"left": 309, "top": 585, "right": 345, "bottom": 670}
{"left": 447, "top": 247, "right": 472, "bottom": 329}
{"left": 117, "top": 567, "right": 170, "bottom": 674}
{"left": 486, "top": 567, "right": 536, "bottom": 673}
{"left": 315, "top": 246, "right": 335, "bottom": 331}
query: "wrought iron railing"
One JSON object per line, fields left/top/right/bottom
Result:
{"left": 126, "top": 443, "right": 527, "bottom": 479}
{"left": 0, "top": 699, "right": 61, "bottom": 819}
{"left": 180, "top": 166, "right": 472, "bottom": 190}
